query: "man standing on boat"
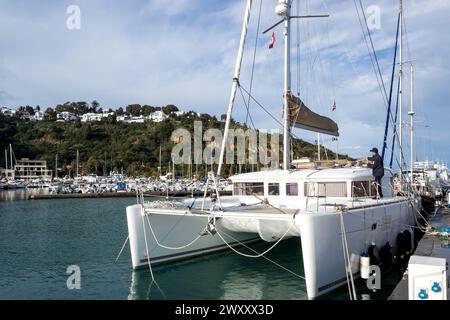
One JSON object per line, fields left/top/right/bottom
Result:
{"left": 366, "top": 147, "right": 384, "bottom": 198}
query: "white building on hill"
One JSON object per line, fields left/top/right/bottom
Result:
{"left": 57, "top": 112, "right": 78, "bottom": 122}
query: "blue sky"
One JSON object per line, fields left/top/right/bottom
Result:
{"left": 0, "top": 0, "right": 449, "bottom": 166}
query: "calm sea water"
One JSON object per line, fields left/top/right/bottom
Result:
{"left": 0, "top": 190, "right": 407, "bottom": 300}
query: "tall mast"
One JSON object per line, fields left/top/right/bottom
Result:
{"left": 55, "top": 152, "right": 58, "bottom": 179}
{"left": 409, "top": 63, "right": 414, "bottom": 184}
{"left": 76, "top": 149, "right": 79, "bottom": 178}
{"left": 5, "top": 149, "right": 8, "bottom": 171}
{"left": 9, "top": 144, "right": 13, "bottom": 173}
{"left": 282, "top": 0, "right": 291, "bottom": 170}
{"left": 317, "top": 133, "right": 321, "bottom": 161}
{"left": 398, "top": 0, "right": 403, "bottom": 187}
{"left": 217, "top": 0, "right": 252, "bottom": 176}
{"left": 159, "top": 145, "right": 162, "bottom": 177}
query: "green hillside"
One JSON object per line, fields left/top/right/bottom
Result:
{"left": 0, "top": 109, "right": 349, "bottom": 178}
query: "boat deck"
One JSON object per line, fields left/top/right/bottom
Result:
{"left": 225, "top": 206, "right": 300, "bottom": 215}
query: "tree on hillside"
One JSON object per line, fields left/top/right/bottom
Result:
{"left": 25, "top": 106, "right": 35, "bottom": 115}
{"left": 73, "top": 102, "right": 89, "bottom": 115}
{"left": 142, "top": 105, "right": 156, "bottom": 117}
{"left": 126, "top": 104, "right": 142, "bottom": 117}
{"left": 91, "top": 100, "right": 100, "bottom": 113}
{"left": 116, "top": 107, "right": 124, "bottom": 116}
{"left": 55, "top": 102, "right": 74, "bottom": 114}
{"left": 44, "top": 108, "right": 57, "bottom": 121}
{"left": 162, "top": 104, "right": 179, "bottom": 115}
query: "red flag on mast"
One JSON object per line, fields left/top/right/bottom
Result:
{"left": 269, "top": 32, "right": 275, "bottom": 49}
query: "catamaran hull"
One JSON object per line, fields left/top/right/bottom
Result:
{"left": 298, "top": 197, "right": 420, "bottom": 299}
{"left": 126, "top": 204, "right": 261, "bottom": 269}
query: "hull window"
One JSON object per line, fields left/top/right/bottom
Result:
{"left": 286, "top": 183, "right": 298, "bottom": 196}
{"left": 352, "top": 181, "right": 370, "bottom": 197}
{"left": 233, "top": 182, "right": 264, "bottom": 196}
{"left": 268, "top": 183, "right": 280, "bottom": 196}
{"left": 305, "top": 182, "right": 347, "bottom": 197}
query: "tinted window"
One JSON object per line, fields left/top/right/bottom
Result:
{"left": 352, "top": 181, "right": 370, "bottom": 197}
{"left": 233, "top": 182, "right": 264, "bottom": 196}
{"left": 286, "top": 183, "right": 298, "bottom": 196}
{"left": 305, "top": 182, "right": 347, "bottom": 197}
{"left": 268, "top": 183, "right": 280, "bottom": 196}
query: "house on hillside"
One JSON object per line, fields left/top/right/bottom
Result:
{"left": 56, "top": 112, "right": 78, "bottom": 122}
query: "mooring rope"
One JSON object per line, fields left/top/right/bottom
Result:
{"left": 114, "top": 235, "right": 129, "bottom": 263}
{"left": 215, "top": 221, "right": 293, "bottom": 259}
{"left": 339, "top": 212, "right": 357, "bottom": 300}
{"left": 213, "top": 225, "right": 306, "bottom": 281}
{"left": 144, "top": 212, "right": 204, "bottom": 250}
{"left": 140, "top": 205, "right": 166, "bottom": 299}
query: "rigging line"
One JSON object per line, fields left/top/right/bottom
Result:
{"left": 238, "top": 83, "right": 303, "bottom": 142}
{"left": 389, "top": 78, "right": 400, "bottom": 169}
{"left": 353, "top": 2, "right": 409, "bottom": 173}
{"left": 178, "top": 210, "right": 306, "bottom": 280}
{"left": 144, "top": 212, "right": 203, "bottom": 250}
{"left": 353, "top": 0, "right": 388, "bottom": 107}
{"left": 145, "top": 205, "right": 196, "bottom": 251}
{"left": 340, "top": 213, "right": 357, "bottom": 300}
{"left": 214, "top": 225, "right": 306, "bottom": 280}
{"left": 215, "top": 223, "right": 294, "bottom": 259}
{"left": 358, "top": 0, "right": 389, "bottom": 104}
{"left": 296, "top": 0, "right": 301, "bottom": 96}
{"left": 382, "top": 12, "right": 400, "bottom": 161}
{"left": 114, "top": 235, "right": 129, "bottom": 263}
{"left": 245, "top": 0, "right": 263, "bottom": 126}
{"left": 238, "top": 85, "right": 257, "bottom": 130}
{"left": 402, "top": 13, "right": 413, "bottom": 63}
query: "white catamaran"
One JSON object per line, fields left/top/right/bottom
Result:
{"left": 125, "top": 0, "right": 421, "bottom": 299}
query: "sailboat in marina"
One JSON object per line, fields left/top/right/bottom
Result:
{"left": 125, "top": 0, "right": 421, "bottom": 299}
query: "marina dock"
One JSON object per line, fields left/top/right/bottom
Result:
{"left": 389, "top": 206, "right": 450, "bottom": 300}
{"left": 27, "top": 190, "right": 232, "bottom": 200}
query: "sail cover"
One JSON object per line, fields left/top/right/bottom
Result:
{"left": 286, "top": 92, "right": 339, "bottom": 137}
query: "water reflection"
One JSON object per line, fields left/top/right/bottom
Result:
{"left": 0, "top": 189, "right": 49, "bottom": 201}
{"left": 127, "top": 238, "right": 309, "bottom": 300}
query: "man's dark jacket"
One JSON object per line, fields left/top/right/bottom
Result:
{"left": 368, "top": 154, "right": 384, "bottom": 178}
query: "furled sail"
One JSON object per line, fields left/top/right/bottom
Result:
{"left": 286, "top": 92, "right": 339, "bottom": 137}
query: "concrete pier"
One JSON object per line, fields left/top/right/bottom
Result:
{"left": 389, "top": 206, "right": 450, "bottom": 300}
{"left": 28, "top": 190, "right": 232, "bottom": 200}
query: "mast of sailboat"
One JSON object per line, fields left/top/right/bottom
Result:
{"left": 217, "top": 0, "right": 252, "bottom": 176}
{"left": 55, "top": 149, "right": 58, "bottom": 179}
{"left": 282, "top": 0, "right": 292, "bottom": 170}
{"left": 4, "top": 148, "right": 8, "bottom": 171}
{"left": 159, "top": 145, "right": 162, "bottom": 177}
{"left": 9, "top": 143, "right": 14, "bottom": 170}
{"left": 76, "top": 149, "right": 79, "bottom": 178}
{"left": 409, "top": 63, "right": 414, "bottom": 184}
{"left": 317, "top": 133, "right": 321, "bottom": 161}
{"left": 398, "top": 0, "right": 404, "bottom": 188}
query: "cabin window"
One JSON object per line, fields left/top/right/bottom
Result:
{"left": 286, "top": 183, "right": 298, "bottom": 196}
{"left": 233, "top": 182, "right": 264, "bottom": 196}
{"left": 268, "top": 183, "right": 280, "bottom": 196}
{"left": 304, "top": 182, "right": 347, "bottom": 197}
{"left": 352, "top": 181, "right": 370, "bottom": 197}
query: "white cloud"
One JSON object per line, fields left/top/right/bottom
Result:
{"left": 0, "top": 0, "right": 448, "bottom": 163}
